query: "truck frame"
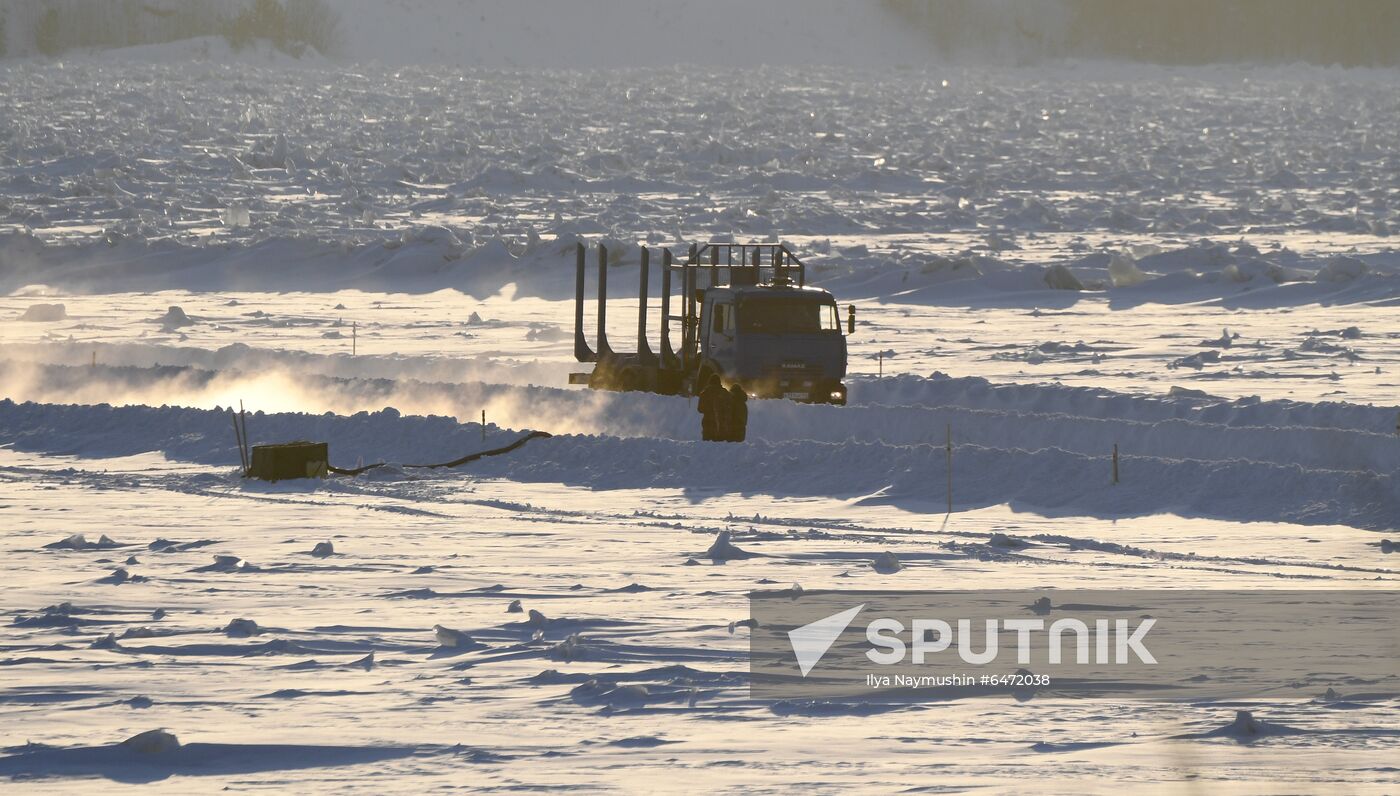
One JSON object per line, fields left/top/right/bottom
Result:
{"left": 570, "top": 241, "right": 853, "bottom": 404}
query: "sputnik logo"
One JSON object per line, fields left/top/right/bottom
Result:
{"left": 788, "top": 604, "right": 865, "bottom": 677}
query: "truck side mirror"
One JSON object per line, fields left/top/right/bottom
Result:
{"left": 846, "top": 305, "right": 855, "bottom": 335}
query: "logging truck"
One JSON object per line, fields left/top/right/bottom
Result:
{"left": 570, "top": 242, "right": 853, "bottom": 404}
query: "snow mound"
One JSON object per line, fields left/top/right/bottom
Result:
{"left": 1316, "top": 256, "right": 1369, "bottom": 283}
{"left": 433, "top": 625, "right": 485, "bottom": 650}
{"left": 1107, "top": 254, "right": 1147, "bottom": 287}
{"left": 570, "top": 680, "right": 651, "bottom": 709}
{"left": 225, "top": 618, "right": 261, "bottom": 637}
{"left": 44, "top": 533, "right": 122, "bottom": 550}
{"left": 193, "top": 555, "right": 258, "bottom": 573}
{"left": 1184, "top": 710, "right": 1309, "bottom": 743}
{"left": 98, "top": 566, "right": 148, "bottom": 584}
{"left": 18, "top": 303, "right": 67, "bottom": 322}
{"left": 547, "top": 633, "right": 588, "bottom": 663}
{"left": 121, "top": 729, "right": 181, "bottom": 755}
{"left": 1042, "top": 264, "right": 1084, "bottom": 291}
{"left": 705, "top": 531, "right": 757, "bottom": 561}
{"left": 1169, "top": 351, "right": 1220, "bottom": 370}
{"left": 870, "top": 551, "right": 902, "bottom": 574}
{"left": 157, "top": 306, "right": 194, "bottom": 330}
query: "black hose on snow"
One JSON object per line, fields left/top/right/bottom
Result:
{"left": 327, "top": 430, "right": 552, "bottom": 476}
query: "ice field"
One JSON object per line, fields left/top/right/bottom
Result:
{"left": 2, "top": 41, "right": 1399, "bottom": 793}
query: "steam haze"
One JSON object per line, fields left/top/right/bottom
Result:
{"left": 6, "top": 0, "right": 1399, "bottom": 66}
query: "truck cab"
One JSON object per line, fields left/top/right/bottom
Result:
{"left": 699, "top": 284, "right": 848, "bottom": 404}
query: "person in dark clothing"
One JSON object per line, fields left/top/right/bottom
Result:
{"left": 727, "top": 384, "right": 748, "bottom": 442}
{"left": 697, "top": 374, "right": 728, "bottom": 441}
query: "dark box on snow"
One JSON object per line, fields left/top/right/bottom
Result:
{"left": 248, "top": 441, "right": 329, "bottom": 481}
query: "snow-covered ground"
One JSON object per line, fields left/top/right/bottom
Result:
{"left": 2, "top": 40, "right": 1399, "bottom": 793}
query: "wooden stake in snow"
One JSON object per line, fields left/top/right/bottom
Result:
{"left": 238, "top": 400, "right": 251, "bottom": 475}
{"left": 481, "top": 409, "right": 487, "bottom": 443}
{"left": 878, "top": 350, "right": 883, "bottom": 378}
{"left": 230, "top": 410, "right": 246, "bottom": 474}
{"left": 945, "top": 423, "right": 953, "bottom": 514}
{"left": 230, "top": 405, "right": 250, "bottom": 476}
{"left": 1113, "top": 443, "right": 1120, "bottom": 485}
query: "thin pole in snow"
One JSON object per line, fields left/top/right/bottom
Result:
{"left": 231, "top": 410, "right": 246, "bottom": 475}
{"left": 945, "top": 423, "right": 953, "bottom": 515}
{"left": 1113, "top": 443, "right": 1120, "bottom": 485}
{"left": 240, "top": 400, "right": 249, "bottom": 458}
{"left": 879, "top": 350, "right": 883, "bottom": 378}
{"left": 236, "top": 400, "right": 251, "bottom": 475}
{"left": 482, "top": 409, "right": 486, "bottom": 443}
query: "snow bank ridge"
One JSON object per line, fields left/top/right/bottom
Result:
{"left": 2, "top": 397, "right": 1398, "bottom": 531}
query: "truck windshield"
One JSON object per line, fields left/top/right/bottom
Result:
{"left": 738, "top": 300, "right": 838, "bottom": 334}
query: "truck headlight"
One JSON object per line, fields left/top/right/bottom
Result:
{"left": 830, "top": 390, "right": 843, "bottom": 400}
